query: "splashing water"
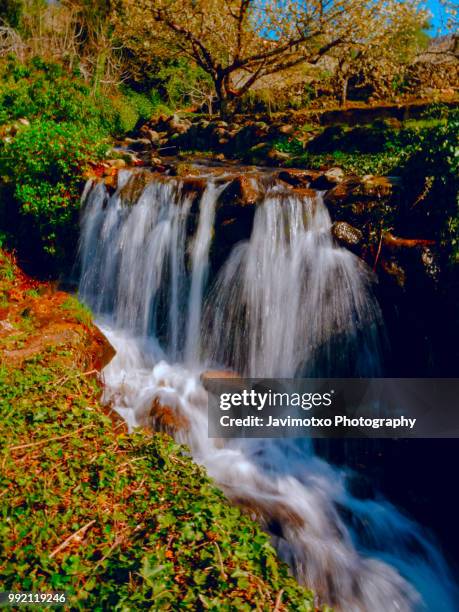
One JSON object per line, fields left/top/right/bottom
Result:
{"left": 79, "top": 169, "right": 457, "bottom": 611}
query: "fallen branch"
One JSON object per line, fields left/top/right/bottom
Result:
{"left": 213, "top": 541, "right": 227, "bottom": 579}
{"left": 383, "top": 232, "right": 435, "bottom": 250}
{"left": 49, "top": 369, "right": 98, "bottom": 388}
{"left": 373, "top": 231, "right": 384, "bottom": 271}
{"left": 274, "top": 588, "right": 284, "bottom": 612}
{"left": 49, "top": 520, "right": 96, "bottom": 558}
{"left": 9, "top": 424, "right": 94, "bottom": 452}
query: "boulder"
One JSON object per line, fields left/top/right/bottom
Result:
{"left": 291, "top": 187, "right": 317, "bottom": 200}
{"left": 278, "top": 169, "right": 319, "bottom": 188}
{"left": 149, "top": 397, "right": 190, "bottom": 435}
{"left": 278, "top": 124, "right": 295, "bottom": 135}
{"left": 221, "top": 176, "right": 261, "bottom": 207}
{"left": 332, "top": 221, "right": 364, "bottom": 249}
{"left": 119, "top": 171, "right": 156, "bottom": 206}
{"left": 267, "top": 148, "right": 291, "bottom": 164}
{"left": 310, "top": 167, "right": 345, "bottom": 190}
{"left": 167, "top": 113, "right": 192, "bottom": 135}
{"left": 200, "top": 369, "right": 243, "bottom": 394}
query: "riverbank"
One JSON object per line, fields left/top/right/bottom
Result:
{"left": 0, "top": 251, "right": 318, "bottom": 610}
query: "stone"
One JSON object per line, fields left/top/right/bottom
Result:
{"left": 278, "top": 124, "right": 295, "bottom": 135}
{"left": 148, "top": 397, "right": 190, "bottom": 435}
{"left": 221, "top": 176, "right": 261, "bottom": 207}
{"left": 332, "top": 222, "right": 364, "bottom": 249}
{"left": 323, "top": 177, "right": 365, "bottom": 207}
{"left": 291, "top": 187, "right": 317, "bottom": 200}
{"left": 106, "top": 158, "right": 127, "bottom": 169}
{"left": 278, "top": 169, "right": 319, "bottom": 188}
{"left": 121, "top": 152, "right": 142, "bottom": 165}
{"left": 119, "top": 171, "right": 155, "bottom": 206}
{"left": 167, "top": 113, "right": 192, "bottom": 134}
{"left": 361, "top": 175, "right": 394, "bottom": 198}
{"left": 200, "top": 369, "right": 243, "bottom": 394}
{"left": 311, "top": 167, "right": 345, "bottom": 190}
{"left": 267, "top": 149, "right": 291, "bottom": 163}
{"left": 146, "top": 129, "right": 161, "bottom": 143}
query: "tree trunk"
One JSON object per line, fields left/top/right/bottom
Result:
{"left": 219, "top": 94, "right": 238, "bottom": 120}
{"left": 340, "top": 77, "right": 349, "bottom": 108}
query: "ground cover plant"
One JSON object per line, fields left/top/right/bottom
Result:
{"left": 0, "top": 251, "right": 319, "bottom": 611}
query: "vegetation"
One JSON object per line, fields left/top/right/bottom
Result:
{"left": 0, "top": 1, "right": 457, "bottom": 608}
{"left": 0, "top": 251, "right": 318, "bottom": 611}
{"left": 115, "top": 0, "right": 429, "bottom": 115}
{"left": 0, "top": 57, "right": 168, "bottom": 274}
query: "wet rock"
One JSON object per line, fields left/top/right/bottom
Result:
{"left": 221, "top": 176, "right": 261, "bottom": 207}
{"left": 181, "top": 177, "right": 207, "bottom": 198}
{"left": 129, "top": 138, "right": 152, "bottom": 151}
{"left": 310, "top": 167, "right": 345, "bottom": 190}
{"left": 332, "top": 221, "right": 364, "bottom": 249}
{"left": 361, "top": 175, "right": 394, "bottom": 198}
{"left": 139, "top": 125, "right": 161, "bottom": 143}
{"left": 2, "top": 288, "right": 115, "bottom": 371}
{"left": 278, "top": 169, "right": 319, "bottom": 188}
{"left": 119, "top": 171, "right": 156, "bottom": 206}
{"left": 382, "top": 232, "right": 435, "bottom": 252}
{"left": 106, "top": 158, "right": 127, "bottom": 169}
{"left": 323, "top": 176, "right": 382, "bottom": 208}
{"left": 291, "top": 187, "right": 317, "bottom": 200}
{"left": 148, "top": 397, "right": 190, "bottom": 435}
{"left": 121, "top": 151, "right": 143, "bottom": 165}
{"left": 201, "top": 370, "right": 243, "bottom": 394}
{"left": 267, "top": 148, "right": 290, "bottom": 164}
{"left": 167, "top": 113, "right": 192, "bottom": 135}
{"left": 380, "top": 258, "right": 406, "bottom": 288}
{"left": 278, "top": 124, "right": 295, "bottom": 135}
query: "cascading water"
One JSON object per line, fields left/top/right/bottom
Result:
{"left": 79, "top": 167, "right": 457, "bottom": 611}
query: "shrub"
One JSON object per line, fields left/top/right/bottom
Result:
{"left": 0, "top": 120, "right": 108, "bottom": 270}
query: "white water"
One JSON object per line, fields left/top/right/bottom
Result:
{"left": 79, "top": 169, "right": 457, "bottom": 611}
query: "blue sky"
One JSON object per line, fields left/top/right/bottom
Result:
{"left": 425, "top": 0, "right": 451, "bottom": 34}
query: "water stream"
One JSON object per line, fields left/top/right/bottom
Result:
{"left": 79, "top": 167, "right": 457, "bottom": 611}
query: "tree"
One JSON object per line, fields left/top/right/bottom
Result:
{"left": 114, "top": 0, "right": 426, "bottom": 116}
{"left": 330, "top": 3, "right": 429, "bottom": 106}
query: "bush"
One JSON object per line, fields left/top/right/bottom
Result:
{"left": 0, "top": 58, "right": 173, "bottom": 273}
{"left": 0, "top": 58, "right": 101, "bottom": 126}
{"left": 0, "top": 120, "right": 108, "bottom": 271}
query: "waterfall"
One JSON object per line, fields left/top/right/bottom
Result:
{"left": 79, "top": 169, "right": 457, "bottom": 611}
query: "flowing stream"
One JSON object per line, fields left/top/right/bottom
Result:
{"left": 79, "top": 167, "right": 457, "bottom": 611}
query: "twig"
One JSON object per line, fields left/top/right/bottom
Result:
{"left": 213, "top": 541, "right": 227, "bottom": 579}
{"left": 373, "top": 230, "right": 384, "bottom": 272}
{"left": 49, "top": 369, "right": 98, "bottom": 388}
{"left": 9, "top": 424, "right": 94, "bottom": 452}
{"left": 49, "top": 520, "right": 96, "bottom": 558}
{"left": 274, "top": 588, "right": 284, "bottom": 611}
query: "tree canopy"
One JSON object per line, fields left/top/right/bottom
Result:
{"left": 114, "top": 0, "right": 429, "bottom": 113}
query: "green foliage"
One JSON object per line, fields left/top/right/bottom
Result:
{"left": 0, "top": 58, "right": 101, "bottom": 126}
{"left": 0, "top": 120, "right": 108, "bottom": 259}
{"left": 398, "top": 115, "right": 459, "bottom": 260}
{"left": 278, "top": 110, "right": 458, "bottom": 261}
{"left": 153, "top": 58, "right": 212, "bottom": 109}
{"left": 60, "top": 296, "right": 93, "bottom": 325}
